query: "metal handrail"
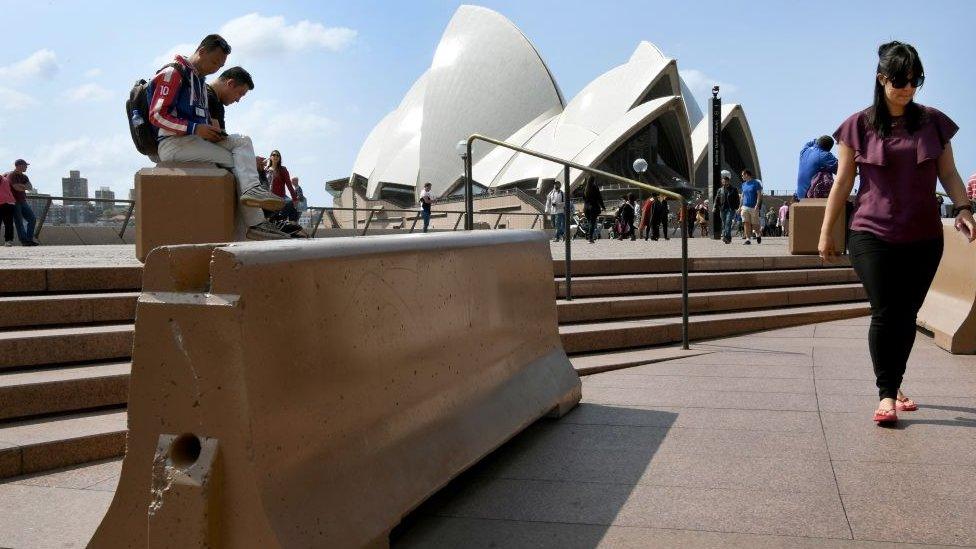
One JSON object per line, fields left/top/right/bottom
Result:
{"left": 464, "top": 134, "right": 690, "bottom": 350}
{"left": 32, "top": 196, "right": 136, "bottom": 239}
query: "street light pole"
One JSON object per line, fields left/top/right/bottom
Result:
{"left": 458, "top": 139, "right": 474, "bottom": 230}
{"left": 708, "top": 85, "right": 722, "bottom": 239}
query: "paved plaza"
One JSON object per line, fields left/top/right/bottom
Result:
{"left": 2, "top": 314, "right": 975, "bottom": 548}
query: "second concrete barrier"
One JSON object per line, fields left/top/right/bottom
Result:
{"left": 917, "top": 220, "right": 976, "bottom": 354}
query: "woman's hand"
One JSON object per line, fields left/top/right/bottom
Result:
{"left": 818, "top": 232, "right": 839, "bottom": 262}
{"left": 955, "top": 209, "right": 976, "bottom": 243}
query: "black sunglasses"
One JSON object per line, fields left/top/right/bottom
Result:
{"left": 885, "top": 74, "right": 924, "bottom": 89}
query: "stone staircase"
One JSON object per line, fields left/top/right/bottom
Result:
{"left": 557, "top": 255, "right": 870, "bottom": 370}
{"left": 0, "top": 267, "right": 140, "bottom": 479}
{"left": 0, "top": 254, "right": 869, "bottom": 479}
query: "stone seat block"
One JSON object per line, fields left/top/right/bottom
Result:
{"left": 789, "top": 199, "right": 845, "bottom": 255}
{"left": 135, "top": 163, "right": 235, "bottom": 262}
{"left": 917, "top": 220, "right": 976, "bottom": 354}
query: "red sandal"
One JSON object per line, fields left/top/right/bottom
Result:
{"left": 895, "top": 396, "right": 918, "bottom": 412}
{"left": 873, "top": 408, "right": 897, "bottom": 425}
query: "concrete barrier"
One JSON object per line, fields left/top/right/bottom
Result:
{"left": 789, "top": 199, "right": 846, "bottom": 255}
{"left": 135, "top": 162, "right": 236, "bottom": 262}
{"left": 89, "top": 231, "right": 581, "bottom": 548}
{"left": 917, "top": 221, "right": 976, "bottom": 354}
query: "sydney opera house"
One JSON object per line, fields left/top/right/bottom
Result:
{"left": 327, "top": 5, "right": 760, "bottom": 229}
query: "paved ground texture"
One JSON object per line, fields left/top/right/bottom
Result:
{"left": 2, "top": 317, "right": 974, "bottom": 548}
{"left": 0, "top": 235, "right": 793, "bottom": 269}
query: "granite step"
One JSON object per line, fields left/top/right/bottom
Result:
{"left": 0, "top": 292, "right": 139, "bottom": 329}
{"left": 0, "top": 362, "right": 130, "bottom": 421}
{"left": 0, "top": 409, "right": 127, "bottom": 479}
{"left": 0, "top": 266, "right": 142, "bottom": 295}
{"left": 556, "top": 267, "right": 860, "bottom": 298}
{"left": 0, "top": 324, "right": 134, "bottom": 371}
{"left": 569, "top": 346, "right": 715, "bottom": 376}
{"left": 553, "top": 254, "right": 850, "bottom": 276}
{"left": 559, "top": 302, "right": 871, "bottom": 354}
{"left": 557, "top": 283, "right": 866, "bottom": 323}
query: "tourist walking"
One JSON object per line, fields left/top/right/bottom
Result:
{"left": 695, "top": 199, "right": 709, "bottom": 237}
{"left": 419, "top": 182, "right": 433, "bottom": 232}
{"left": 714, "top": 171, "right": 739, "bottom": 244}
{"left": 638, "top": 194, "right": 653, "bottom": 240}
{"left": 0, "top": 173, "right": 16, "bottom": 247}
{"left": 582, "top": 176, "right": 604, "bottom": 243}
{"left": 4, "top": 160, "right": 39, "bottom": 246}
{"left": 650, "top": 194, "right": 669, "bottom": 241}
{"left": 797, "top": 136, "right": 839, "bottom": 200}
{"left": 616, "top": 193, "right": 637, "bottom": 241}
{"left": 739, "top": 169, "right": 762, "bottom": 244}
{"left": 779, "top": 198, "right": 791, "bottom": 237}
{"left": 545, "top": 181, "right": 566, "bottom": 242}
{"left": 819, "top": 41, "right": 975, "bottom": 425}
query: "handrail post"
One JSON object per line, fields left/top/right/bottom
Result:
{"left": 311, "top": 207, "right": 326, "bottom": 237}
{"left": 119, "top": 201, "right": 135, "bottom": 239}
{"left": 35, "top": 197, "right": 52, "bottom": 237}
{"left": 680, "top": 200, "right": 690, "bottom": 350}
{"left": 361, "top": 210, "right": 375, "bottom": 236}
{"left": 563, "top": 165, "right": 572, "bottom": 301}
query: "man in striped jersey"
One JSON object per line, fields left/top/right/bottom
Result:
{"left": 147, "top": 34, "right": 289, "bottom": 240}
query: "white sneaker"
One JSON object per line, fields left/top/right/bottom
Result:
{"left": 240, "top": 186, "right": 285, "bottom": 211}
{"left": 245, "top": 221, "right": 291, "bottom": 240}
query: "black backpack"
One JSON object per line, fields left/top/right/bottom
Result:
{"left": 125, "top": 63, "right": 188, "bottom": 156}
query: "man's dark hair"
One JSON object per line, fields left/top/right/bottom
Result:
{"left": 741, "top": 169, "right": 754, "bottom": 178}
{"left": 816, "top": 135, "right": 834, "bottom": 151}
{"left": 218, "top": 66, "right": 254, "bottom": 90}
{"left": 198, "top": 34, "right": 231, "bottom": 54}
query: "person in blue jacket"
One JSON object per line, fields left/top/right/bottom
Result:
{"left": 796, "top": 136, "right": 838, "bottom": 200}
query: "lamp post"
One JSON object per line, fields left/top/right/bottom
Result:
{"left": 634, "top": 158, "right": 690, "bottom": 350}
{"left": 708, "top": 85, "right": 722, "bottom": 239}
{"left": 456, "top": 139, "right": 473, "bottom": 230}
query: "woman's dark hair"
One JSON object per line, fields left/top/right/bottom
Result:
{"left": 870, "top": 41, "right": 925, "bottom": 138}
{"left": 269, "top": 150, "right": 282, "bottom": 167}
{"left": 583, "top": 176, "right": 598, "bottom": 197}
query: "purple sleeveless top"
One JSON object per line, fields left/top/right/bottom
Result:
{"left": 833, "top": 105, "right": 958, "bottom": 243}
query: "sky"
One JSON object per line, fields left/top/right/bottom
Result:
{"left": 1, "top": 0, "right": 973, "bottom": 207}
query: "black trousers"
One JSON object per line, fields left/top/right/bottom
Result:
{"left": 585, "top": 209, "right": 600, "bottom": 240}
{"left": 848, "top": 230, "right": 943, "bottom": 400}
{"left": 651, "top": 217, "right": 667, "bottom": 240}
{"left": 0, "top": 203, "right": 14, "bottom": 242}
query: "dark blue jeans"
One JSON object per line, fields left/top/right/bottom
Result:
{"left": 13, "top": 201, "right": 35, "bottom": 243}
{"left": 721, "top": 209, "right": 735, "bottom": 240}
{"left": 421, "top": 207, "right": 431, "bottom": 232}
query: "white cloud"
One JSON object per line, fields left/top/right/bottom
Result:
{"left": 153, "top": 13, "right": 356, "bottom": 65}
{"left": 84, "top": 68, "right": 103, "bottom": 78}
{"left": 680, "top": 69, "right": 738, "bottom": 96}
{"left": 0, "top": 87, "right": 38, "bottom": 110}
{"left": 27, "top": 134, "right": 146, "bottom": 199}
{"left": 0, "top": 49, "right": 59, "bottom": 82}
{"left": 232, "top": 100, "right": 338, "bottom": 145}
{"left": 220, "top": 13, "right": 356, "bottom": 56}
{"left": 63, "top": 83, "right": 113, "bottom": 102}
{"left": 152, "top": 43, "right": 195, "bottom": 67}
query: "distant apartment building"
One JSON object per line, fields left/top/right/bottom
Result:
{"left": 61, "top": 170, "right": 95, "bottom": 224}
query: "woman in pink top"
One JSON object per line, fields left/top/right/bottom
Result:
{"left": 0, "top": 174, "right": 17, "bottom": 246}
{"left": 819, "top": 42, "right": 975, "bottom": 425}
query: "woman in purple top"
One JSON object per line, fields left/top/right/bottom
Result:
{"left": 819, "top": 41, "right": 975, "bottom": 425}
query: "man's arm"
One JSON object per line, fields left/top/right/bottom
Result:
{"left": 824, "top": 152, "right": 839, "bottom": 174}
{"left": 9, "top": 172, "right": 28, "bottom": 192}
{"left": 148, "top": 66, "right": 194, "bottom": 136}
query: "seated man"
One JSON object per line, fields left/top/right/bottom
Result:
{"left": 796, "top": 136, "right": 838, "bottom": 201}
{"left": 148, "top": 34, "right": 288, "bottom": 240}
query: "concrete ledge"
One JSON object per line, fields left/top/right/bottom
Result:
{"left": 917, "top": 221, "right": 976, "bottom": 354}
{"left": 788, "top": 199, "right": 845, "bottom": 255}
{"left": 91, "top": 231, "right": 581, "bottom": 548}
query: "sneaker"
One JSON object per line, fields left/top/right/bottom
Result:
{"left": 240, "top": 186, "right": 285, "bottom": 211}
{"left": 275, "top": 220, "right": 309, "bottom": 238}
{"left": 3, "top": 241, "right": 12, "bottom": 247}
{"left": 22, "top": 241, "right": 39, "bottom": 247}
{"left": 246, "top": 221, "right": 291, "bottom": 240}
{"left": 743, "top": 240, "right": 752, "bottom": 245}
